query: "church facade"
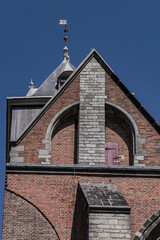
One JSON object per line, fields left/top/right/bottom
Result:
{"left": 2, "top": 47, "right": 160, "bottom": 239}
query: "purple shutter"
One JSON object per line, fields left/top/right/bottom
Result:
{"left": 105, "top": 142, "right": 119, "bottom": 165}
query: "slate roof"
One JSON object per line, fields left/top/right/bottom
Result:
{"left": 26, "top": 88, "right": 38, "bottom": 97}
{"left": 79, "top": 182, "right": 130, "bottom": 213}
{"left": 32, "top": 60, "right": 75, "bottom": 96}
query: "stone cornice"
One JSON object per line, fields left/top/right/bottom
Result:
{"left": 6, "top": 164, "right": 160, "bottom": 177}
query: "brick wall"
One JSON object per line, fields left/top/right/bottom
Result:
{"left": 3, "top": 173, "right": 160, "bottom": 239}
{"left": 11, "top": 75, "right": 80, "bottom": 164}
{"left": 51, "top": 114, "right": 78, "bottom": 164}
{"left": 2, "top": 190, "right": 59, "bottom": 240}
{"left": 105, "top": 73, "right": 160, "bottom": 166}
{"left": 9, "top": 58, "right": 160, "bottom": 167}
{"left": 50, "top": 98, "right": 135, "bottom": 167}
{"left": 5, "top": 53, "right": 160, "bottom": 240}
{"left": 89, "top": 213, "right": 131, "bottom": 239}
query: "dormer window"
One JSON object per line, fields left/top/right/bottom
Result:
{"left": 57, "top": 70, "right": 73, "bottom": 90}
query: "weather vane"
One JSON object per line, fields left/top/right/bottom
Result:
{"left": 59, "top": 20, "right": 68, "bottom": 47}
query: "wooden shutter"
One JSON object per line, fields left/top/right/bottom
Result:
{"left": 105, "top": 142, "right": 119, "bottom": 165}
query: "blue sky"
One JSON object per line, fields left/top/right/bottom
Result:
{"left": 1, "top": 0, "right": 160, "bottom": 237}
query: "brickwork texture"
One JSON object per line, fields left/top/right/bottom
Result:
{"left": 4, "top": 53, "right": 160, "bottom": 240}
{"left": 2, "top": 174, "right": 160, "bottom": 239}
{"left": 9, "top": 56, "right": 160, "bottom": 166}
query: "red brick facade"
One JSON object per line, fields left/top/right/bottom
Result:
{"left": 19, "top": 75, "right": 80, "bottom": 164}
{"left": 51, "top": 113, "right": 78, "bottom": 164}
{"left": 13, "top": 71, "right": 160, "bottom": 166}
{"left": 2, "top": 50, "right": 160, "bottom": 239}
{"left": 105, "top": 73, "right": 160, "bottom": 166}
{"left": 2, "top": 189, "right": 59, "bottom": 239}
{"left": 3, "top": 174, "right": 160, "bottom": 239}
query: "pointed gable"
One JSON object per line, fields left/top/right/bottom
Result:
{"left": 7, "top": 49, "right": 160, "bottom": 166}
{"left": 12, "top": 49, "right": 160, "bottom": 145}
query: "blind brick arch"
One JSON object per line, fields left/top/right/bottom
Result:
{"left": 2, "top": 190, "right": 60, "bottom": 240}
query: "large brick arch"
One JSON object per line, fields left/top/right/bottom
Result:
{"left": 133, "top": 210, "right": 160, "bottom": 240}
{"left": 2, "top": 189, "right": 60, "bottom": 240}
{"left": 40, "top": 101, "right": 146, "bottom": 165}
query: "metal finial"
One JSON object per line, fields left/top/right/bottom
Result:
{"left": 59, "top": 20, "right": 68, "bottom": 46}
{"left": 29, "top": 78, "right": 34, "bottom": 89}
{"left": 59, "top": 20, "right": 70, "bottom": 61}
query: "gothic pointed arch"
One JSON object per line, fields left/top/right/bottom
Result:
{"left": 133, "top": 210, "right": 160, "bottom": 240}
{"left": 39, "top": 101, "right": 146, "bottom": 166}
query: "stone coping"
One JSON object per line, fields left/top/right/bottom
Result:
{"left": 89, "top": 205, "right": 130, "bottom": 214}
{"left": 79, "top": 182, "right": 130, "bottom": 214}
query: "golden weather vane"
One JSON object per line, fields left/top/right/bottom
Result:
{"left": 59, "top": 19, "right": 68, "bottom": 47}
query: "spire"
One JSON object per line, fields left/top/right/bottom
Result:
{"left": 59, "top": 20, "right": 70, "bottom": 61}
{"left": 29, "top": 78, "right": 34, "bottom": 89}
